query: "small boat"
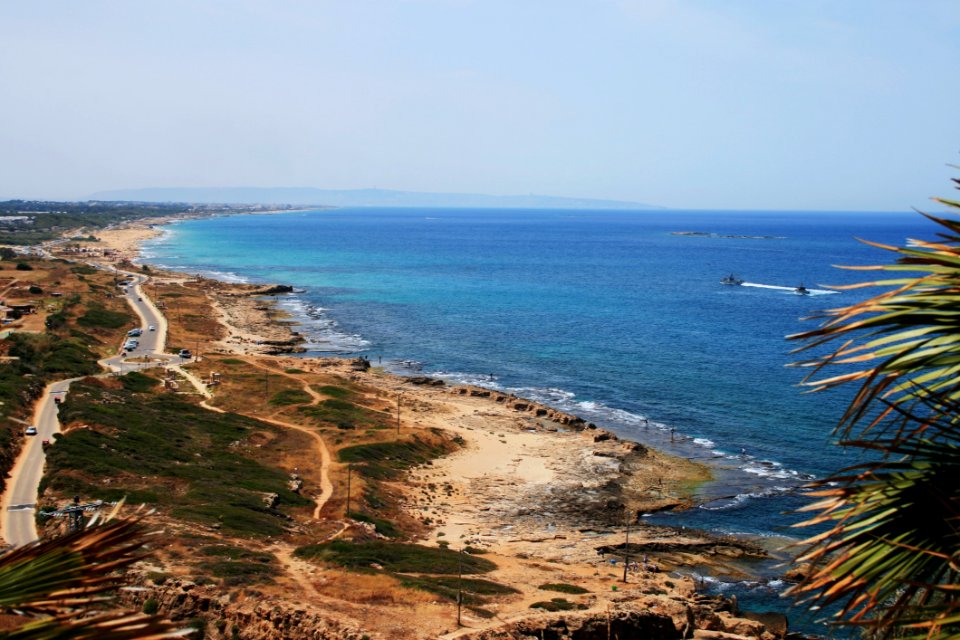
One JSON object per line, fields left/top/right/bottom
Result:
{"left": 720, "top": 274, "right": 744, "bottom": 286}
{"left": 795, "top": 283, "right": 810, "bottom": 295}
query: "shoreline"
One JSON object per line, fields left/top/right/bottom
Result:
{"left": 89, "top": 216, "right": 798, "bottom": 542}
{"left": 91, "top": 215, "right": 810, "bottom": 518}
{"left": 50, "top": 218, "right": 808, "bottom": 637}
{"left": 90, "top": 214, "right": 808, "bottom": 524}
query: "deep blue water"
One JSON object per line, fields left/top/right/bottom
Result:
{"left": 144, "top": 207, "right": 930, "bottom": 630}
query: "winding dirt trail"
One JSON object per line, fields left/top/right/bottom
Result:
{"left": 254, "top": 413, "right": 333, "bottom": 519}
{"left": 174, "top": 360, "right": 334, "bottom": 519}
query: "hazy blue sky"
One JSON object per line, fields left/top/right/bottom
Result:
{"left": 1, "top": 1, "right": 958, "bottom": 210}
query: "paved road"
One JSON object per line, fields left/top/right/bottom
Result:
{"left": 2, "top": 268, "right": 182, "bottom": 545}
{"left": 2, "top": 379, "right": 74, "bottom": 545}
{"left": 100, "top": 272, "right": 183, "bottom": 371}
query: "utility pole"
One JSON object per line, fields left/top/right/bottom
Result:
{"left": 396, "top": 392, "right": 403, "bottom": 436}
{"left": 345, "top": 464, "right": 353, "bottom": 517}
{"left": 622, "top": 512, "right": 632, "bottom": 583}
{"left": 457, "top": 547, "right": 464, "bottom": 627}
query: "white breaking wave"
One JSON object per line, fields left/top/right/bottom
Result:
{"left": 698, "top": 486, "right": 794, "bottom": 511}
{"left": 741, "top": 282, "right": 838, "bottom": 295}
{"left": 415, "top": 374, "right": 816, "bottom": 499}
{"left": 273, "top": 295, "right": 371, "bottom": 353}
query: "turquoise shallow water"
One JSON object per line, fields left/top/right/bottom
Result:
{"left": 144, "top": 207, "right": 930, "bottom": 630}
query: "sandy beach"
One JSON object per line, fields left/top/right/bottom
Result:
{"left": 70, "top": 219, "right": 782, "bottom": 639}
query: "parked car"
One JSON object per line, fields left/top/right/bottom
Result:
{"left": 178, "top": 349, "right": 192, "bottom": 359}
{"left": 25, "top": 426, "right": 37, "bottom": 436}
{"left": 127, "top": 328, "right": 142, "bottom": 337}
{"left": 149, "top": 325, "right": 156, "bottom": 331}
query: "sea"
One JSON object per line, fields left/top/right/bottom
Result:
{"left": 142, "top": 207, "right": 931, "bottom": 632}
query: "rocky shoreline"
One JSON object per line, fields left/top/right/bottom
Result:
{"left": 72, "top": 219, "right": 813, "bottom": 639}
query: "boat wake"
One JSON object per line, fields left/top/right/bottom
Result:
{"left": 741, "top": 282, "right": 837, "bottom": 295}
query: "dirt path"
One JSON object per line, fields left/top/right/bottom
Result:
{"left": 250, "top": 413, "right": 333, "bottom": 519}
{"left": 240, "top": 356, "right": 324, "bottom": 404}
{"left": 174, "top": 361, "right": 334, "bottom": 519}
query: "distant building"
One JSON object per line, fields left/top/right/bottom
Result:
{"left": 4, "top": 301, "right": 36, "bottom": 314}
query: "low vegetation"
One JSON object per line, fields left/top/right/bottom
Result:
{"left": 315, "top": 384, "right": 353, "bottom": 399}
{"left": 346, "top": 511, "right": 400, "bottom": 538}
{"left": 118, "top": 371, "right": 158, "bottom": 393}
{"left": 269, "top": 388, "right": 313, "bottom": 406}
{"left": 298, "top": 398, "right": 390, "bottom": 431}
{"left": 530, "top": 598, "right": 586, "bottom": 612}
{"left": 198, "top": 545, "right": 279, "bottom": 586}
{"left": 44, "top": 380, "right": 312, "bottom": 537}
{"left": 538, "top": 582, "right": 590, "bottom": 594}
{"left": 294, "top": 540, "right": 497, "bottom": 574}
{"left": 399, "top": 575, "right": 518, "bottom": 606}
{"left": 76, "top": 305, "right": 129, "bottom": 329}
{"left": 6, "top": 333, "right": 100, "bottom": 378}
{"left": 338, "top": 436, "right": 459, "bottom": 480}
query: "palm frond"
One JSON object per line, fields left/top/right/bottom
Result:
{"left": 2, "top": 612, "right": 191, "bottom": 639}
{"left": 788, "top": 181, "right": 960, "bottom": 638}
{"left": 0, "top": 515, "right": 185, "bottom": 638}
{"left": 0, "top": 519, "right": 147, "bottom": 612}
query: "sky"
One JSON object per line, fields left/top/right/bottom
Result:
{"left": 0, "top": 1, "right": 958, "bottom": 210}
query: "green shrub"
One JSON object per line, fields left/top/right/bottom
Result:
{"left": 45, "top": 312, "right": 69, "bottom": 330}
{"left": 200, "top": 560, "right": 279, "bottom": 586}
{"left": 77, "top": 306, "right": 129, "bottom": 329}
{"left": 298, "top": 397, "right": 387, "bottom": 431}
{"left": 294, "top": 540, "right": 497, "bottom": 575}
{"left": 315, "top": 385, "right": 352, "bottom": 399}
{"left": 142, "top": 597, "right": 159, "bottom": 615}
{"left": 46, "top": 381, "right": 312, "bottom": 537}
{"left": 530, "top": 598, "right": 580, "bottom": 611}
{"left": 147, "top": 572, "right": 169, "bottom": 585}
{"left": 6, "top": 333, "right": 99, "bottom": 377}
{"left": 269, "top": 388, "right": 312, "bottom": 406}
{"left": 400, "top": 575, "right": 518, "bottom": 605}
{"left": 337, "top": 436, "right": 457, "bottom": 480}
{"left": 347, "top": 511, "right": 400, "bottom": 538}
{"left": 538, "top": 583, "right": 590, "bottom": 594}
{"left": 119, "top": 371, "right": 158, "bottom": 393}
{"left": 70, "top": 264, "right": 96, "bottom": 275}
{"left": 15, "top": 262, "right": 33, "bottom": 271}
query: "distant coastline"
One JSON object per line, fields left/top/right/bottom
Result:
{"left": 89, "top": 186, "right": 664, "bottom": 210}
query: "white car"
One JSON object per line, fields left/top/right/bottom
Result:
{"left": 25, "top": 426, "right": 37, "bottom": 436}
{"left": 148, "top": 325, "right": 156, "bottom": 331}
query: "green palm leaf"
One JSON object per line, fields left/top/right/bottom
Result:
{"left": 788, "top": 178, "right": 960, "bottom": 638}
{"left": 0, "top": 515, "right": 185, "bottom": 638}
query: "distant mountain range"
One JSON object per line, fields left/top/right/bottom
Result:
{"left": 88, "top": 187, "right": 661, "bottom": 210}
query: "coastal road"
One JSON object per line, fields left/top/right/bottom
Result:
{"left": 2, "top": 268, "right": 178, "bottom": 545}
{"left": 99, "top": 272, "right": 179, "bottom": 371}
{"left": 1, "top": 378, "right": 76, "bottom": 545}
